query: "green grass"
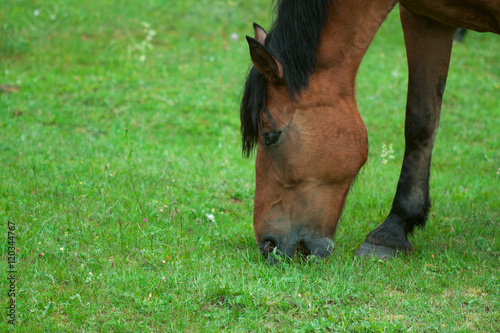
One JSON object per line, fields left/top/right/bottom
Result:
{"left": 1, "top": 0, "right": 499, "bottom": 331}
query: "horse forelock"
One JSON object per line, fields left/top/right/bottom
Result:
{"left": 240, "top": 0, "right": 334, "bottom": 156}
{"left": 241, "top": 67, "right": 266, "bottom": 156}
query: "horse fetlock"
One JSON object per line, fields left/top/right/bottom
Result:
{"left": 364, "top": 217, "right": 414, "bottom": 251}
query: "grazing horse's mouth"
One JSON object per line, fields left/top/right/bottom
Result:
{"left": 259, "top": 231, "right": 335, "bottom": 263}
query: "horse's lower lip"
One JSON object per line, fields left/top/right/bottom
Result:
{"left": 300, "top": 236, "right": 335, "bottom": 258}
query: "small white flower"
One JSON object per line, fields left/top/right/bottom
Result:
{"left": 60, "top": 247, "right": 64, "bottom": 251}
{"left": 230, "top": 33, "right": 239, "bottom": 42}
{"left": 33, "top": 9, "right": 41, "bottom": 16}
{"left": 391, "top": 70, "right": 401, "bottom": 78}
{"left": 139, "top": 55, "right": 146, "bottom": 62}
{"left": 206, "top": 214, "right": 215, "bottom": 221}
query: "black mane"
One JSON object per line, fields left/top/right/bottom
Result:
{"left": 240, "top": 0, "right": 334, "bottom": 156}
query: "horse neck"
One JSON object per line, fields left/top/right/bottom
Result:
{"left": 315, "top": 0, "right": 397, "bottom": 95}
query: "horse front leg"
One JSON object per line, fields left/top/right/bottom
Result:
{"left": 356, "top": 6, "right": 457, "bottom": 259}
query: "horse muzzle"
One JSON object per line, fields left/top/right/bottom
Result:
{"left": 259, "top": 230, "right": 334, "bottom": 263}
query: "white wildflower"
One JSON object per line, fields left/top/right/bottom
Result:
{"left": 380, "top": 144, "right": 395, "bottom": 164}
{"left": 128, "top": 22, "right": 156, "bottom": 62}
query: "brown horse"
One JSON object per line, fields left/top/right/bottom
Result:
{"left": 240, "top": 0, "right": 499, "bottom": 262}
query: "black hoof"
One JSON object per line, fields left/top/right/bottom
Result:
{"left": 355, "top": 241, "right": 409, "bottom": 259}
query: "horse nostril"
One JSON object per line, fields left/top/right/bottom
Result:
{"left": 260, "top": 235, "right": 280, "bottom": 255}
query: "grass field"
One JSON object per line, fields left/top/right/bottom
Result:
{"left": 1, "top": 0, "right": 499, "bottom": 331}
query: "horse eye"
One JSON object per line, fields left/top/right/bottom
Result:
{"left": 263, "top": 131, "right": 282, "bottom": 146}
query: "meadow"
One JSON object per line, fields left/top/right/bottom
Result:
{"left": 1, "top": 0, "right": 499, "bottom": 331}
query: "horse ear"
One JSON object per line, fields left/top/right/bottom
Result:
{"left": 253, "top": 22, "right": 267, "bottom": 44}
{"left": 246, "top": 36, "right": 283, "bottom": 82}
